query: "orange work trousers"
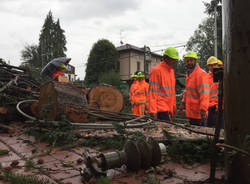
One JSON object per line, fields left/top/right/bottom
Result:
{"left": 132, "top": 103, "right": 147, "bottom": 116}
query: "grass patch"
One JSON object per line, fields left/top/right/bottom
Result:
{"left": 2, "top": 171, "right": 53, "bottom": 184}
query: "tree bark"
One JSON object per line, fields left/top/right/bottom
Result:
{"left": 38, "top": 81, "right": 88, "bottom": 123}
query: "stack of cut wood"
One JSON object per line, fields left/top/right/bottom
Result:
{"left": 0, "top": 61, "right": 41, "bottom": 122}
{"left": 37, "top": 83, "right": 124, "bottom": 123}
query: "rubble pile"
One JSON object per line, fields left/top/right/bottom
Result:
{"left": 0, "top": 61, "right": 41, "bottom": 123}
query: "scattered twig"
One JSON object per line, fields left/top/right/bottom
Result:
{"left": 0, "top": 75, "right": 19, "bottom": 92}
{"left": 216, "top": 143, "right": 250, "bottom": 157}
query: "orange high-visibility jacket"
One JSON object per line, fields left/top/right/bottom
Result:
{"left": 51, "top": 71, "right": 63, "bottom": 79}
{"left": 182, "top": 65, "right": 210, "bottom": 119}
{"left": 148, "top": 61, "right": 176, "bottom": 115}
{"left": 134, "top": 79, "right": 149, "bottom": 104}
{"left": 208, "top": 72, "right": 218, "bottom": 108}
{"left": 132, "top": 79, "right": 149, "bottom": 116}
{"left": 129, "top": 80, "right": 139, "bottom": 104}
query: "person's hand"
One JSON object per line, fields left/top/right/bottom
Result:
{"left": 200, "top": 110, "right": 207, "bottom": 119}
{"left": 150, "top": 113, "right": 157, "bottom": 120}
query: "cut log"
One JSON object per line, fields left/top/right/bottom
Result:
{"left": 88, "top": 84, "right": 124, "bottom": 112}
{"left": 31, "top": 101, "right": 39, "bottom": 115}
{"left": 37, "top": 81, "right": 88, "bottom": 122}
{"left": 58, "top": 75, "right": 69, "bottom": 82}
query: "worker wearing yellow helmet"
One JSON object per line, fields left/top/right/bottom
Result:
{"left": 217, "top": 59, "right": 224, "bottom": 68}
{"left": 148, "top": 47, "right": 179, "bottom": 121}
{"left": 132, "top": 72, "right": 149, "bottom": 116}
{"left": 51, "top": 63, "right": 67, "bottom": 79}
{"left": 129, "top": 73, "right": 139, "bottom": 115}
{"left": 178, "top": 51, "right": 210, "bottom": 126}
{"left": 206, "top": 56, "right": 219, "bottom": 127}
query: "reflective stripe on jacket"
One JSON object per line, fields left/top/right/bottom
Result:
{"left": 148, "top": 61, "right": 176, "bottom": 114}
{"left": 183, "top": 65, "right": 210, "bottom": 119}
{"left": 208, "top": 72, "right": 218, "bottom": 108}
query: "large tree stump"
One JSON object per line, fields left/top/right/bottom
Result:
{"left": 88, "top": 84, "right": 123, "bottom": 112}
{"left": 37, "top": 81, "right": 88, "bottom": 122}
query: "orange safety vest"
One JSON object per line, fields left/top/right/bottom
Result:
{"left": 134, "top": 79, "right": 149, "bottom": 104}
{"left": 208, "top": 72, "right": 218, "bottom": 108}
{"left": 148, "top": 61, "right": 176, "bottom": 115}
{"left": 51, "top": 71, "right": 63, "bottom": 79}
{"left": 132, "top": 79, "right": 149, "bottom": 116}
{"left": 182, "top": 65, "right": 210, "bottom": 119}
{"left": 129, "top": 80, "right": 139, "bottom": 105}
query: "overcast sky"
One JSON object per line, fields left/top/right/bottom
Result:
{"left": 0, "top": 0, "right": 210, "bottom": 79}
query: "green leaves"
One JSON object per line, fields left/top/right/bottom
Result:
{"left": 84, "top": 39, "right": 119, "bottom": 86}
{"left": 186, "top": 0, "right": 223, "bottom": 69}
{"left": 21, "top": 11, "right": 67, "bottom": 69}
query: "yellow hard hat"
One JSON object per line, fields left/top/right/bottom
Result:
{"left": 184, "top": 51, "right": 198, "bottom": 60}
{"left": 60, "top": 63, "right": 67, "bottom": 69}
{"left": 217, "top": 59, "right": 224, "bottom": 65}
{"left": 137, "top": 72, "right": 145, "bottom": 78}
{"left": 207, "top": 56, "right": 218, "bottom": 65}
{"left": 163, "top": 47, "right": 180, "bottom": 60}
{"left": 131, "top": 74, "right": 138, "bottom": 78}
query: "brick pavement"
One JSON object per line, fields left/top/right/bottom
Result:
{"left": 0, "top": 122, "right": 224, "bottom": 184}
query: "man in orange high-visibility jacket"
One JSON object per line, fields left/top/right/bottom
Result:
{"left": 129, "top": 74, "right": 139, "bottom": 115}
{"left": 179, "top": 51, "right": 210, "bottom": 126}
{"left": 207, "top": 58, "right": 225, "bottom": 128}
{"left": 148, "top": 47, "right": 179, "bottom": 121}
{"left": 133, "top": 72, "right": 149, "bottom": 116}
{"left": 51, "top": 63, "right": 67, "bottom": 80}
{"left": 206, "top": 56, "right": 219, "bottom": 127}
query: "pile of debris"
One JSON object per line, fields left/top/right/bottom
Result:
{"left": 0, "top": 61, "right": 40, "bottom": 124}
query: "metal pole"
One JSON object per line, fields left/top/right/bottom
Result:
{"left": 144, "top": 45, "right": 146, "bottom": 74}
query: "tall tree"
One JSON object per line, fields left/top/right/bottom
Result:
{"left": 53, "top": 19, "right": 67, "bottom": 57}
{"left": 37, "top": 11, "right": 67, "bottom": 68}
{"left": 21, "top": 11, "right": 67, "bottom": 68}
{"left": 204, "top": 0, "right": 222, "bottom": 60}
{"left": 84, "top": 39, "right": 119, "bottom": 86}
{"left": 20, "top": 44, "right": 39, "bottom": 67}
{"left": 186, "top": 17, "right": 215, "bottom": 69}
{"left": 186, "top": 0, "right": 222, "bottom": 68}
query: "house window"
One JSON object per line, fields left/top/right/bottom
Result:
{"left": 137, "top": 61, "right": 140, "bottom": 71}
